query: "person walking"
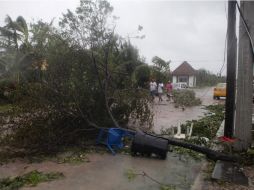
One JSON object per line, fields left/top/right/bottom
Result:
{"left": 158, "top": 81, "right": 164, "bottom": 102}
{"left": 150, "top": 79, "right": 157, "bottom": 100}
{"left": 165, "top": 80, "right": 173, "bottom": 101}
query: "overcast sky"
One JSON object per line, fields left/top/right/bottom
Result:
{"left": 0, "top": 0, "right": 229, "bottom": 74}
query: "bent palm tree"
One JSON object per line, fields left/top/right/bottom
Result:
{"left": 0, "top": 15, "right": 29, "bottom": 51}
{"left": 0, "top": 15, "right": 32, "bottom": 82}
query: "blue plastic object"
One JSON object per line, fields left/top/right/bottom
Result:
{"left": 96, "top": 128, "right": 135, "bottom": 155}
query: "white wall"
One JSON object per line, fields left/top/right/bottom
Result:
{"left": 189, "top": 76, "right": 196, "bottom": 87}
{"left": 172, "top": 76, "right": 177, "bottom": 83}
{"left": 172, "top": 75, "right": 196, "bottom": 87}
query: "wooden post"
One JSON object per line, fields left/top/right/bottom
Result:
{"left": 224, "top": 0, "right": 237, "bottom": 138}
{"left": 234, "top": 1, "right": 254, "bottom": 151}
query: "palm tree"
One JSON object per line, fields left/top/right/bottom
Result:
{"left": 15, "top": 16, "right": 29, "bottom": 45}
{"left": 0, "top": 15, "right": 29, "bottom": 51}
{"left": 0, "top": 15, "right": 31, "bottom": 83}
{"left": 152, "top": 56, "right": 170, "bottom": 72}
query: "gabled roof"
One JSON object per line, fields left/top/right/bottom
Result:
{"left": 172, "top": 61, "right": 196, "bottom": 76}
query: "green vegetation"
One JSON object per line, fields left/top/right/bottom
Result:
{"left": 124, "top": 169, "right": 138, "bottom": 182}
{"left": 159, "top": 185, "right": 176, "bottom": 190}
{"left": 0, "top": 0, "right": 155, "bottom": 156}
{"left": 133, "top": 64, "right": 151, "bottom": 88}
{"left": 56, "top": 151, "right": 90, "bottom": 164}
{"left": 0, "top": 170, "right": 64, "bottom": 190}
{"left": 0, "top": 104, "right": 13, "bottom": 113}
{"left": 196, "top": 69, "right": 226, "bottom": 87}
{"left": 172, "top": 89, "right": 202, "bottom": 107}
{"left": 239, "top": 148, "right": 254, "bottom": 165}
{"left": 0, "top": 147, "right": 97, "bottom": 165}
{"left": 187, "top": 104, "right": 225, "bottom": 140}
{"left": 161, "top": 104, "right": 225, "bottom": 159}
{"left": 150, "top": 56, "right": 171, "bottom": 83}
{"left": 173, "top": 147, "right": 205, "bottom": 160}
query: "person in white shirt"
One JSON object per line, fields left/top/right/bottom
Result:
{"left": 158, "top": 82, "right": 164, "bottom": 102}
{"left": 150, "top": 79, "right": 157, "bottom": 100}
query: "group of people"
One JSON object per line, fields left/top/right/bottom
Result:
{"left": 149, "top": 79, "right": 173, "bottom": 102}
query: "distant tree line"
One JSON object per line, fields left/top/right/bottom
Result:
{"left": 196, "top": 69, "right": 226, "bottom": 87}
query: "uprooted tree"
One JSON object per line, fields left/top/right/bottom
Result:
{"left": 0, "top": 0, "right": 153, "bottom": 153}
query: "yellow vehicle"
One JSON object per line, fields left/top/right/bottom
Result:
{"left": 213, "top": 83, "right": 226, "bottom": 99}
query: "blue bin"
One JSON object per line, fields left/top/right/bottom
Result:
{"left": 96, "top": 128, "right": 135, "bottom": 155}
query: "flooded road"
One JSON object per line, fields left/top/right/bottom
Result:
{"left": 0, "top": 153, "right": 204, "bottom": 190}
{"left": 153, "top": 87, "right": 223, "bottom": 133}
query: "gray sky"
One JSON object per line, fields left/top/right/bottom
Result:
{"left": 0, "top": 0, "right": 228, "bottom": 74}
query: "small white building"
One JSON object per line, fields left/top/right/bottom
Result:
{"left": 172, "top": 61, "right": 196, "bottom": 87}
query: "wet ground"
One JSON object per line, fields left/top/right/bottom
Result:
{"left": 0, "top": 87, "right": 225, "bottom": 190}
{"left": 0, "top": 153, "right": 204, "bottom": 190}
{"left": 153, "top": 87, "right": 220, "bottom": 133}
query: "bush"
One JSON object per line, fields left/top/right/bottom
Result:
{"left": 172, "top": 89, "right": 201, "bottom": 107}
{"left": 184, "top": 104, "right": 225, "bottom": 141}
{"left": 0, "top": 0, "right": 154, "bottom": 156}
{"left": 0, "top": 170, "right": 64, "bottom": 189}
{"left": 0, "top": 79, "right": 16, "bottom": 104}
{"left": 133, "top": 64, "right": 150, "bottom": 88}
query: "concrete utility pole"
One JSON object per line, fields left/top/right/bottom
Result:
{"left": 224, "top": 0, "right": 237, "bottom": 138}
{"left": 234, "top": 1, "right": 254, "bottom": 151}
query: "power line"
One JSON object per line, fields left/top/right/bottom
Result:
{"left": 218, "top": 1, "right": 229, "bottom": 76}
{"left": 219, "top": 30, "right": 227, "bottom": 76}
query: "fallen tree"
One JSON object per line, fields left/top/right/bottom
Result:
{"left": 136, "top": 131, "right": 239, "bottom": 162}
{"left": 0, "top": 0, "right": 153, "bottom": 154}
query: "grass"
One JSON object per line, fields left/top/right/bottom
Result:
{"left": 56, "top": 151, "right": 90, "bottom": 164}
{"left": 161, "top": 104, "right": 225, "bottom": 142}
{"left": 159, "top": 185, "right": 176, "bottom": 190}
{"left": 0, "top": 104, "right": 13, "bottom": 113}
{"left": 124, "top": 169, "right": 138, "bottom": 182}
{"left": 160, "top": 104, "right": 225, "bottom": 160}
{"left": 0, "top": 170, "right": 64, "bottom": 190}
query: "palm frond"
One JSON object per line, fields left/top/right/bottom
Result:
{"left": 4, "top": 15, "right": 13, "bottom": 25}
{"left": 16, "top": 16, "right": 28, "bottom": 38}
{"left": 4, "top": 15, "right": 15, "bottom": 29}
{"left": 0, "top": 26, "right": 13, "bottom": 37}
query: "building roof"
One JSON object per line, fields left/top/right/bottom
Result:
{"left": 172, "top": 61, "right": 196, "bottom": 76}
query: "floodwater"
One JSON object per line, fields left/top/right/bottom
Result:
{"left": 153, "top": 87, "right": 220, "bottom": 133}
{"left": 0, "top": 153, "right": 204, "bottom": 190}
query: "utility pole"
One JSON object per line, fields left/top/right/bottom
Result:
{"left": 224, "top": 0, "right": 237, "bottom": 138}
{"left": 234, "top": 1, "right": 254, "bottom": 151}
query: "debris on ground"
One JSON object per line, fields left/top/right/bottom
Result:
{"left": 0, "top": 170, "right": 64, "bottom": 190}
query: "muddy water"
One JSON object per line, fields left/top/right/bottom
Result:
{"left": 153, "top": 87, "right": 221, "bottom": 133}
{"left": 0, "top": 153, "right": 204, "bottom": 190}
